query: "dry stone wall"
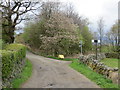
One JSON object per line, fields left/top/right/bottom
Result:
{"left": 79, "top": 54, "right": 118, "bottom": 84}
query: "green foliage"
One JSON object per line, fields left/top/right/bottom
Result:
{"left": 23, "top": 13, "right": 82, "bottom": 56}
{"left": 15, "top": 34, "right": 25, "bottom": 44}
{"left": 2, "top": 18, "right": 12, "bottom": 43}
{"left": 12, "top": 59, "right": 32, "bottom": 88}
{"left": 0, "top": 39, "right": 5, "bottom": 50}
{"left": 1, "top": 44, "right": 26, "bottom": 80}
{"left": 107, "top": 21, "right": 118, "bottom": 52}
{"left": 0, "top": 39, "right": 2, "bottom": 49}
{"left": 81, "top": 26, "right": 93, "bottom": 53}
{"left": 101, "top": 58, "right": 118, "bottom": 68}
{"left": 23, "top": 21, "right": 46, "bottom": 48}
{"left": 70, "top": 60, "right": 118, "bottom": 88}
{"left": 1, "top": 50, "right": 14, "bottom": 79}
{"left": 101, "top": 45, "right": 114, "bottom": 53}
{"left": 105, "top": 53, "right": 119, "bottom": 59}
{"left": 16, "top": 1, "right": 94, "bottom": 56}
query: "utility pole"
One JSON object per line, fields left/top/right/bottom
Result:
{"left": 95, "top": 41, "right": 98, "bottom": 60}
{"left": 92, "top": 40, "right": 100, "bottom": 60}
{"left": 79, "top": 41, "right": 83, "bottom": 55}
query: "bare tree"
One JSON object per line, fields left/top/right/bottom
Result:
{"left": 64, "top": 3, "right": 89, "bottom": 31}
{"left": 97, "top": 17, "right": 105, "bottom": 53}
{"left": 107, "top": 21, "right": 118, "bottom": 52}
{"left": 39, "top": 1, "right": 61, "bottom": 20}
{"left": 0, "top": 0, "right": 40, "bottom": 43}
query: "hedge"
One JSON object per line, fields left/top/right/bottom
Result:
{"left": 1, "top": 44, "right": 26, "bottom": 87}
{"left": 0, "top": 39, "right": 5, "bottom": 50}
{"left": 105, "top": 52, "right": 119, "bottom": 59}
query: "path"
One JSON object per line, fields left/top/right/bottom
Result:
{"left": 21, "top": 52, "right": 100, "bottom": 88}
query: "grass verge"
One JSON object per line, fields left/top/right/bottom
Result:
{"left": 101, "top": 58, "right": 118, "bottom": 68}
{"left": 69, "top": 60, "right": 119, "bottom": 88}
{"left": 11, "top": 59, "right": 32, "bottom": 88}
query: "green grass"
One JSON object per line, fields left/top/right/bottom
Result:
{"left": 11, "top": 59, "right": 32, "bottom": 88}
{"left": 69, "top": 60, "right": 119, "bottom": 88}
{"left": 101, "top": 45, "right": 114, "bottom": 53}
{"left": 47, "top": 56, "right": 77, "bottom": 61}
{"left": 101, "top": 58, "right": 118, "bottom": 68}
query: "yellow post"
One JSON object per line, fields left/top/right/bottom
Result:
{"left": 58, "top": 55, "right": 64, "bottom": 59}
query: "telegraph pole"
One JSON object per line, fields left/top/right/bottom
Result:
{"left": 92, "top": 40, "right": 100, "bottom": 60}
{"left": 79, "top": 41, "right": 83, "bottom": 55}
{"left": 96, "top": 41, "right": 98, "bottom": 60}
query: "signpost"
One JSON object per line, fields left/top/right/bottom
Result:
{"left": 92, "top": 40, "right": 100, "bottom": 60}
{"left": 79, "top": 41, "right": 83, "bottom": 55}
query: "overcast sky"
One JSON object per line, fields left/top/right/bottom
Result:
{"left": 17, "top": 0, "right": 119, "bottom": 34}
{"left": 59, "top": 0, "right": 119, "bottom": 32}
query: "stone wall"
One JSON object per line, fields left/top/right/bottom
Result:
{"left": 79, "top": 54, "right": 118, "bottom": 84}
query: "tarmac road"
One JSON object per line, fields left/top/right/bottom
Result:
{"left": 21, "top": 52, "right": 100, "bottom": 88}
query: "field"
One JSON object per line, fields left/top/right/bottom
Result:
{"left": 101, "top": 58, "right": 118, "bottom": 68}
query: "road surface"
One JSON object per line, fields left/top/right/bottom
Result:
{"left": 21, "top": 52, "right": 100, "bottom": 88}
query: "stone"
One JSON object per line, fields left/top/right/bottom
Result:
{"left": 108, "top": 72, "right": 118, "bottom": 84}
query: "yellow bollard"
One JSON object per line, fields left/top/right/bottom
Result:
{"left": 58, "top": 55, "right": 64, "bottom": 59}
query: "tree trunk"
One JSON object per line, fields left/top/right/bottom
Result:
{"left": 8, "top": 15, "right": 15, "bottom": 43}
{"left": 8, "top": 25, "right": 15, "bottom": 43}
{"left": 2, "top": 24, "right": 15, "bottom": 44}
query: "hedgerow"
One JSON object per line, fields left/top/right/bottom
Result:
{"left": 105, "top": 52, "right": 119, "bottom": 59}
{"left": 1, "top": 44, "right": 26, "bottom": 88}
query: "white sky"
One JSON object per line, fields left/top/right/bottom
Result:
{"left": 59, "top": 0, "right": 119, "bottom": 32}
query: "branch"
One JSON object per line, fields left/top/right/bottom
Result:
{"left": 19, "top": 2, "right": 40, "bottom": 16}
{"left": 11, "top": 2, "right": 19, "bottom": 11}
{"left": 19, "top": 8, "right": 36, "bottom": 15}
{"left": 31, "top": 10, "right": 39, "bottom": 16}
{"left": 13, "top": 12, "right": 19, "bottom": 25}
{"left": 0, "top": 4, "right": 8, "bottom": 8}
{"left": 15, "top": 18, "right": 26, "bottom": 25}
{"left": 12, "top": 3, "right": 22, "bottom": 14}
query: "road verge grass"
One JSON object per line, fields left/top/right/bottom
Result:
{"left": 69, "top": 60, "right": 118, "bottom": 88}
{"left": 11, "top": 59, "right": 32, "bottom": 88}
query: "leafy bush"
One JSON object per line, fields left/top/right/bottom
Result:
{"left": 0, "top": 39, "right": 2, "bottom": 49}
{"left": 0, "top": 39, "right": 5, "bottom": 50}
{"left": 1, "top": 50, "right": 14, "bottom": 79}
{"left": 5, "top": 44, "right": 26, "bottom": 58}
{"left": 2, "top": 44, "right": 26, "bottom": 80}
{"left": 11, "top": 59, "right": 32, "bottom": 88}
{"left": 105, "top": 53, "right": 119, "bottom": 59}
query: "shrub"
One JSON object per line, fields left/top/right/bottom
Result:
{"left": 105, "top": 53, "right": 119, "bottom": 59}
{"left": 5, "top": 44, "right": 26, "bottom": 58}
{"left": 2, "top": 50, "right": 14, "bottom": 79}
{"left": 0, "top": 39, "right": 5, "bottom": 50}
{"left": 1, "top": 44, "right": 26, "bottom": 87}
